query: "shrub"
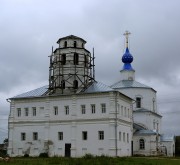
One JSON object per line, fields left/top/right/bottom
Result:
{"left": 39, "top": 152, "right": 49, "bottom": 158}
{"left": 0, "top": 150, "right": 7, "bottom": 157}
{"left": 83, "top": 153, "right": 94, "bottom": 159}
{"left": 24, "top": 153, "right": 29, "bottom": 157}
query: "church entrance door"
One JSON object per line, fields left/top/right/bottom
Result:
{"left": 65, "top": 143, "right": 71, "bottom": 157}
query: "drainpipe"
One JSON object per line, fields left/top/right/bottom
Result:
{"left": 6, "top": 99, "right": 11, "bottom": 155}
{"left": 115, "top": 92, "right": 118, "bottom": 157}
{"left": 131, "top": 101, "right": 136, "bottom": 156}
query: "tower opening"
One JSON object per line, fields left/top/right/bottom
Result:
{"left": 74, "top": 53, "right": 79, "bottom": 65}
{"left": 61, "top": 80, "right": 65, "bottom": 89}
{"left": 73, "top": 80, "right": 78, "bottom": 89}
{"left": 74, "top": 41, "right": 77, "bottom": 48}
{"left": 61, "top": 54, "right": 66, "bottom": 65}
{"left": 64, "top": 41, "right": 67, "bottom": 48}
{"left": 84, "top": 55, "right": 88, "bottom": 67}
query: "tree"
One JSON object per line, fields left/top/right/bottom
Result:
{"left": 3, "top": 138, "right": 8, "bottom": 144}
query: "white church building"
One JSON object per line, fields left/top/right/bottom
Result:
{"left": 7, "top": 34, "right": 175, "bottom": 157}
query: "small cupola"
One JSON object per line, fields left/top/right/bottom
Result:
{"left": 120, "top": 31, "right": 135, "bottom": 81}
{"left": 122, "top": 47, "right": 134, "bottom": 70}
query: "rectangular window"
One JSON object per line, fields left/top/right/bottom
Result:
{"left": 21, "top": 133, "right": 26, "bottom": 141}
{"left": 25, "top": 108, "right": 29, "bottom": 116}
{"left": 91, "top": 104, "right": 95, "bottom": 114}
{"left": 123, "top": 132, "right": 125, "bottom": 142}
{"left": 65, "top": 106, "right": 69, "bottom": 115}
{"left": 153, "top": 121, "right": 156, "bottom": 129}
{"left": 82, "top": 131, "right": 87, "bottom": 140}
{"left": 54, "top": 106, "right": 58, "bottom": 115}
{"left": 157, "top": 123, "right": 159, "bottom": 132}
{"left": 121, "top": 106, "right": 123, "bottom": 116}
{"left": 117, "top": 103, "right": 120, "bottom": 114}
{"left": 17, "top": 108, "right": 21, "bottom": 117}
{"left": 153, "top": 99, "right": 155, "bottom": 112}
{"left": 98, "top": 131, "right": 104, "bottom": 140}
{"left": 119, "top": 132, "right": 121, "bottom": 141}
{"left": 139, "top": 139, "right": 145, "bottom": 149}
{"left": 127, "top": 133, "right": 129, "bottom": 143}
{"left": 81, "top": 105, "right": 86, "bottom": 114}
{"left": 124, "top": 107, "right": 127, "bottom": 117}
{"left": 32, "top": 107, "right": 36, "bottom": 116}
{"left": 127, "top": 108, "right": 130, "bottom": 118}
{"left": 101, "top": 104, "right": 106, "bottom": 113}
{"left": 33, "top": 132, "right": 38, "bottom": 140}
{"left": 58, "top": 132, "right": 63, "bottom": 140}
{"left": 136, "top": 97, "right": 141, "bottom": 108}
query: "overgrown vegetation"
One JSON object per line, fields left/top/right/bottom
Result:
{"left": 0, "top": 156, "right": 180, "bottom": 165}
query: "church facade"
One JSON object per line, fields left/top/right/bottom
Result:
{"left": 7, "top": 35, "right": 133, "bottom": 157}
{"left": 7, "top": 34, "right": 175, "bottom": 157}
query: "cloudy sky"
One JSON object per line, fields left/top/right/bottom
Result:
{"left": 0, "top": 0, "right": 180, "bottom": 143}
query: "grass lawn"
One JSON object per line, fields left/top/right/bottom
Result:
{"left": 0, "top": 156, "right": 180, "bottom": 165}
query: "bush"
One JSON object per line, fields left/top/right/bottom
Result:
{"left": 39, "top": 152, "right": 49, "bottom": 158}
{"left": 0, "top": 150, "right": 7, "bottom": 157}
{"left": 24, "top": 153, "right": 29, "bottom": 157}
{"left": 83, "top": 153, "right": 94, "bottom": 159}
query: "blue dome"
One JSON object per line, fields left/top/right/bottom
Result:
{"left": 121, "top": 47, "right": 134, "bottom": 71}
{"left": 122, "top": 47, "right": 133, "bottom": 63}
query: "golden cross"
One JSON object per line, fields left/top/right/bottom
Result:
{"left": 123, "top": 31, "right": 131, "bottom": 48}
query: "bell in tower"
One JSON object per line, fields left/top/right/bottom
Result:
{"left": 48, "top": 35, "right": 95, "bottom": 95}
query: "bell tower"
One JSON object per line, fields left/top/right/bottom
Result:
{"left": 48, "top": 35, "right": 95, "bottom": 94}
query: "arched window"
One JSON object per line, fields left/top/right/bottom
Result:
{"left": 61, "top": 80, "right": 65, "bottom": 89}
{"left": 64, "top": 41, "right": 67, "bottom": 48}
{"left": 74, "top": 53, "right": 79, "bottom": 65}
{"left": 74, "top": 41, "right": 77, "bottom": 48}
{"left": 73, "top": 80, "right": 78, "bottom": 89}
{"left": 61, "top": 54, "right": 66, "bottom": 65}
{"left": 139, "top": 139, "right": 145, "bottom": 149}
{"left": 82, "top": 43, "right": 84, "bottom": 48}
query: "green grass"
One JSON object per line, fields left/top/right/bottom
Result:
{"left": 0, "top": 156, "right": 180, "bottom": 165}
